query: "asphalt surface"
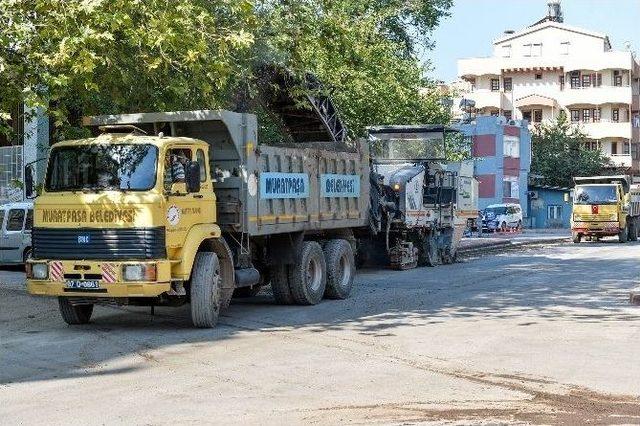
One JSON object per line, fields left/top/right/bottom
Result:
{"left": 1, "top": 240, "right": 640, "bottom": 424}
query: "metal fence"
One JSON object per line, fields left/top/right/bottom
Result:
{"left": 0, "top": 146, "right": 24, "bottom": 203}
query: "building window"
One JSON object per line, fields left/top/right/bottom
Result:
{"left": 533, "top": 109, "right": 543, "bottom": 123}
{"left": 503, "top": 177, "right": 519, "bottom": 199}
{"left": 582, "top": 74, "right": 591, "bottom": 88}
{"left": 503, "top": 110, "right": 512, "bottom": 120}
{"left": 593, "top": 108, "right": 601, "bottom": 122}
{"left": 570, "top": 109, "right": 580, "bottom": 122}
{"left": 596, "top": 73, "right": 602, "bottom": 87}
{"left": 502, "top": 44, "right": 511, "bottom": 58}
{"left": 561, "top": 41, "right": 570, "bottom": 55}
{"left": 535, "top": 73, "right": 543, "bottom": 80}
{"left": 491, "top": 78, "right": 500, "bottom": 91}
{"left": 503, "top": 135, "right": 520, "bottom": 158}
{"left": 532, "top": 43, "right": 542, "bottom": 57}
{"left": 503, "top": 77, "right": 512, "bottom": 92}
{"left": 570, "top": 72, "right": 580, "bottom": 88}
{"left": 624, "top": 142, "right": 630, "bottom": 155}
{"left": 585, "top": 141, "right": 601, "bottom": 151}
{"left": 614, "top": 70, "right": 623, "bottom": 87}
{"left": 613, "top": 108, "right": 620, "bottom": 122}
{"left": 522, "top": 111, "right": 531, "bottom": 122}
{"left": 582, "top": 109, "right": 591, "bottom": 122}
{"left": 559, "top": 75, "right": 565, "bottom": 90}
{"left": 547, "top": 205, "right": 563, "bottom": 220}
{"left": 612, "top": 141, "right": 618, "bottom": 155}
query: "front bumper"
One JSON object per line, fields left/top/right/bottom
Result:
{"left": 27, "top": 259, "right": 172, "bottom": 298}
{"left": 571, "top": 221, "right": 621, "bottom": 236}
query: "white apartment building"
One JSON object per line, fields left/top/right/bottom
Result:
{"left": 456, "top": 1, "right": 640, "bottom": 172}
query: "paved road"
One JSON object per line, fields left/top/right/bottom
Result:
{"left": 1, "top": 241, "right": 640, "bottom": 424}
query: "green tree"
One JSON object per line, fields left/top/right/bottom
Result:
{"left": 0, "top": 0, "right": 452, "bottom": 141}
{"left": 255, "top": 0, "right": 452, "bottom": 137}
{"left": 530, "top": 112, "right": 611, "bottom": 188}
{"left": 0, "top": 0, "right": 256, "bottom": 138}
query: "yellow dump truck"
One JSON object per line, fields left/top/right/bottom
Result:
{"left": 24, "top": 109, "right": 476, "bottom": 328}
{"left": 571, "top": 175, "right": 640, "bottom": 243}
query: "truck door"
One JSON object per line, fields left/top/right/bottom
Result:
{"left": 164, "top": 147, "right": 214, "bottom": 248}
{"left": 2, "top": 208, "right": 25, "bottom": 263}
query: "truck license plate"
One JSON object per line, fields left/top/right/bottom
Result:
{"left": 65, "top": 280, "right": 100, "bottom": 290}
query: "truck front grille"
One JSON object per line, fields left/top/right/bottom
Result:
{"left": 32, "top": 227, "right": 166, "bottom": 260}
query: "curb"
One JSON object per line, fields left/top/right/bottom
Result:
{"left": 458, "top": 237, "right": 570, "bottom": 257}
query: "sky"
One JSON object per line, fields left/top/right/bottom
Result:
{"left": 426, "top": 0, "right": 640, "bottom": 82}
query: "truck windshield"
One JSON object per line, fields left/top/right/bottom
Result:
{"left": 45, "top": 144, "right": 158, "bottom": 192}
{"left": 574, "top": 185, "right": 618, "bottom": 205}
{"left": 369, "top": 132, "right": 446, "bottom": 161}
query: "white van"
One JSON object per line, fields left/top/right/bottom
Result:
{"left": 482, "top": 203, "right": 523, "bottom": 232}
{"left": 0, "top": 201, "right": 34, "bottom": 265}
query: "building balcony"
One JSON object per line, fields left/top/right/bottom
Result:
{"left": 560, "top": 86, "right": 632, "bottom": 106}
{"left": 608, "top": 154, "right": 633, "bottom": 168}
{"left": 578, "top": 121, "right": 632, "bottom": 139}
{"left": 464, "top": 90, "right": 507, "bottom": 110}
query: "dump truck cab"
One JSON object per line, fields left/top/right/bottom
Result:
{"left": 26, "top": 127, "right": 235, "bottom": 325}
{"left": 571, "top": 175, "right": 640, "bottom": 243}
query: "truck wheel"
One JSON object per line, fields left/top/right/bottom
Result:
{"left": 619, "top": 226, "right": 628, "bottom": 243}
{"left": 58, "top": 297, "right": 93, "bottom": 325}
{"left": 323, "top": 239, "right": 355, "bottom": 300}
{"left": 629, "top": 220, "right": 638, "bottom": 242}
{"left": 572, "top": 232, "right": 582, "bottom": 244}
{"left": 270, "top": 265, "right": 294, "bottom": 304}
{"left": 190, "top": 252, "right": 222, "bottom": 328}
{"left": 288, "top": 241, "right": 326, "bottom": 305}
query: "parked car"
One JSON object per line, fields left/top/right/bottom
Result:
{"left": 0, "top": 201, "right": 33, "bottom": 265}
{"left": 482, "top": 203, "right": 523, "bottom": 232}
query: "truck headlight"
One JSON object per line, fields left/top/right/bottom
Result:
{"left": 31, "top": 263, "right": 49, "bottom": 280}
{"left": 122, "top": 264, "right": 157, "bottom": 282}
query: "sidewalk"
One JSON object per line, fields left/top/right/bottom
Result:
{"left": 459, "top": 229, "right": 570, "bottom": 255}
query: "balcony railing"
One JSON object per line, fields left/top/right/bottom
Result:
{"left": 561, "top": 86, "right": 632, "bottom": 106}
{"left": 608, "top": 154, "right": 633, "bottom": 168}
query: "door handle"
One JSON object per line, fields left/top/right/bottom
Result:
{"left": 193, "top": 194, "right": 203, "bottom": 199}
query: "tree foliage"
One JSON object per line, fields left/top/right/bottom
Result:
{"left": 530, "top": 112, "right": 611, "bottom": 188}
{"left": 0, "top": 0, "right": 452, "bottom": 141}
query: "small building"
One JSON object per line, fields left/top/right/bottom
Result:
{"left": 455, "top": 115, "right": 531, "bottom": 214}
{"left": 0, "top": 104, "right": 49, "bottom": 202}
{"left": 526, "top": 184, "right": 572, "bottom": 228}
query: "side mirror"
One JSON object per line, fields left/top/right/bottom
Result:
{"left": 25, "top": 164, "right": 35, "bottom": 199}
{"left": 186, "top": 161, "right": 201, "bottom": 193}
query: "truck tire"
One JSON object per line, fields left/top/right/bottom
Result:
{"left": 572, "top": 232, "right": 581, "bottom": 244}
{"left": 619, "top": 226, "right": 628, "bottom": 243}
{"left": 190, "top": 252, "right": 222, "bottom": 328}
{"left": 58, "top": 297, "right": 93, "bottom": 325}
{"left": 323, "top": 239, "right": 355, "bottom": 300}
{"left": 270, "top": 265, "right": 294, "bottom": 304}
{"left": 629, "top": 220, "right": 638, "bottom": 242}
{"left": 288, "top": 241, "right": 326, "bottom": 305}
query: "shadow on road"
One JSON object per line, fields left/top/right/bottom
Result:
{"left": 2, "top": 242, "right": 639, "bottom": 385}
